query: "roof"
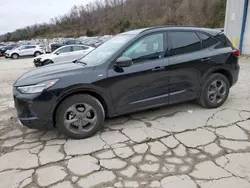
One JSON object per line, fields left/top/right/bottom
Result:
{"left": 121, "top": 26, "right": 221, "bottom": 36}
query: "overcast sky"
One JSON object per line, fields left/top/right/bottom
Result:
{"left": 0, "top": 0, "right": 94, "bottom": 34}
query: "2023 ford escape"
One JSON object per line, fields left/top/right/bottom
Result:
{"left": 13, "top": 27, "right": 240, "bottom": 139}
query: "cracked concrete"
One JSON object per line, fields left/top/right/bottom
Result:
{"left": 0, "top": 58, "right": 250, "bottom": 188}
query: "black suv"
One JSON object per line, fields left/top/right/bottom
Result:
{"left": 13, "top": 27, "right": 240, "bottom": 139}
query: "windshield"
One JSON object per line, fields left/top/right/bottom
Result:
{"left": 79, "top": 34, "right": 135, "bottom": 66}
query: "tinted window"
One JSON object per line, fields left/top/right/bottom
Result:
{"left": 73, "top": 46, "right": 85, "bottom": 51}
{"left": 58, "top": 46, "right": 71, "bottom": 54}
{"left": 198, "top": 33, "right": 218, "bottom": 48}
{"left": 169, "top": 32, "right": 201, "bottom": 56}
{"left": 214, "top": 33, "right": 233, "bottom": 48}
{"left": 80, "top": 35, "right": 134, "bottom": 66}
{"left": 123, "top": 33, "right": 164, "bottom": 63}
{"left": 27, "top": 46, "right": 36, "bottom": 49}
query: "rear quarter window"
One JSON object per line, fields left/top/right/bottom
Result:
{"left": 198, "top": 33, "right": 218, "bottom": 49}
{"left": 214, "top": 33, "right": 233, "bottom": 48}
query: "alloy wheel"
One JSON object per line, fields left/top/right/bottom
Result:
{"left": 207, "top": 79, "right": 227, "bottom": 104}
{"left": 12, "top": 54, "right": 18, "bottom": 59}
{"left": 64, "top": 103, "right": 97, "bottom": 134}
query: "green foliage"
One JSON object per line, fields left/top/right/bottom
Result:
{"left": 86, "top": 29, "right": 94, "bottom": 37}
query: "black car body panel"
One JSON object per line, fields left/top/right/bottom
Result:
{"left": 13, "top": 27, "right": 240, "bottom": 130}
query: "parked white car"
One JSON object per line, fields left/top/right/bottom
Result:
{"left": 5, "top": 45, "right": 44, "bottom": 59}
{"left": 33, "top": 44, "right": 95, "bottom": 67}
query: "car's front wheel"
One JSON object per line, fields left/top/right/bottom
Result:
{"left": 198, "top": 73, "right": 230, "bottom": 108}
{"left": 56, "top": 94, "right": 105, "bottom": 139}
{"left": 11, "top": 53, "right": 19, "bottom": 59}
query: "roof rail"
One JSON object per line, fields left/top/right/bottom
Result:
{"left": 139, "top": 25, "right": 200, "bottom": 33}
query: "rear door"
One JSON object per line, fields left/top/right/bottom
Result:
{"left": 167, "top": 31, "right": 215, "bottom": 104}
{"left": 108, "top": 32, "right": 170, "bottom": 114}
{"left": 71, "top": 46, "right": 87, "bottom": 60}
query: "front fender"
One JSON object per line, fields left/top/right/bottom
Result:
{"left": 51, "top": 84, "right": 116, "bottom": 118}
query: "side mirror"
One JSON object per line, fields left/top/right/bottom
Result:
{"left": 55, "top": 52, "right": 59, "bottom": 55}
{"left": 115, "top": 56, "right": 133, "bottom": 68}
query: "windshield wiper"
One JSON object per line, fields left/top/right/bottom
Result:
{"left": 73, "top": 59, "right": 87, "bottom": 65}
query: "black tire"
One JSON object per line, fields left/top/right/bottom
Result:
{"left": 43, "top": 59, "right": 53, "bottom": 66}
{"left": 11, "top": 53, "right": 19, "bottom": 59}
{"left": 34, "top": 51, "right": 41, "bottom": 57}
{"left": 56, "top": 94, "right": 105, "bottom": 139}
{"left": 198, "top": 73, "right": 230, "bottom": 108}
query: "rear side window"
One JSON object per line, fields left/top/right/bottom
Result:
{"left": 169, "top": 32, "right": 201, "bottom": 56}
{"left": 198, "top": 33, "right": 218, "bottom": 48}
{"left": 58, "top": 46, "right": 72, "bottom": 54}
{"left": 73, "top": 46, "right": 84, "bottom": 51}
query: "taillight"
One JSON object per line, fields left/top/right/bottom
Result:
{"left": 232, "top": 49, "right": 240, "bottom": 57}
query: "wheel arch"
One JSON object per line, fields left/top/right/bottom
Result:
{"left": 34, "top": 51, "right": 42, "bottom": 56}
{"left": 52, "top": 89, "right": 110, "bottom": 126}
{"left": 11, "top": 53, "right": 19, "bottom": 57}
{"left": 202, "top": 68, "right": 233, "bottom": 87}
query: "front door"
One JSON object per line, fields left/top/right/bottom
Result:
{"left": 18, "top": 46, "right": 29, "bottom": 56}
{"left": 108, "top": 32, "right": 170, "bottom": 115}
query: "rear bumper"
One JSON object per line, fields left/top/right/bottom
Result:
{"left": 231, "top": 61, "right": 240, "bottom": 86}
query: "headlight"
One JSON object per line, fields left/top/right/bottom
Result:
{"left": 17, "top": 79, "right": 59, "bottom": 94}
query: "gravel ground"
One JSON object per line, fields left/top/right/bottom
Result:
{"left": 0, "top": 56, "right": 250, "bottom": 188}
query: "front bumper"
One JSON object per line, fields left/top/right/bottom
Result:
{"left": 13, "top": 87, "right": 55, "bottom": 130}
{"left": 33, "top": 58, "right": 42, "bottom": 67}
{"left": 5, "top": 53, "right": 10, "bottom": 58}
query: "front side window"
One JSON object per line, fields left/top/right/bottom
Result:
{"left": 57, "top": 46, "right": 71, "bottom": 54}
{"left": 123, "top": 33, "right": 164, "bottom": 63}
{"left": 169, "top": 32, "right": 201, "bottom": 56}
{"left": 80, "top": 34, "right": 135, "bottom": 66}
{"left": 18, "top": 46, "right": 26, "bottom": 50}
{"left": 27, "top": 46, "right": 36, "bottom": 49}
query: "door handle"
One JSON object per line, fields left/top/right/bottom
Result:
{"left": 201, "top": 57, "right": 211, "bottom": 62}
{"left": 152, "top": 66, "right": 165, "bottom": 71}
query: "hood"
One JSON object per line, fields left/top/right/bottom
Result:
{"left": 14, "top": 62, "right": 95, "bottom": 87}
{"left": 7, "top": 49, "right": 15, "bottom": 53}
{"left": 34, "top": 53, "right": 55, "bottom": 60}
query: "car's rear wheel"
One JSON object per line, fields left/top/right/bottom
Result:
{"left": 56, "top": 94, "right": 105, "bottom": 139}
{"left": 34, "top": 51, "right": 41, "bottom": 57}
{"left": 11, "top": 53, "right": 19, "bottom": 59}
{"left": 198, "top": 73, "right": 230, "bottom": 108}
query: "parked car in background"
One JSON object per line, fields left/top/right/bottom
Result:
{"left": 50, "top": 40, "right": 83, "bottom": 52}
{"left": 0, "top": 44, "right": 19, "bottom": 56}
{"left": 33, "top": 44, "right": 95, "bottom": 67}
{"left": 5, "top": 45, "right": 44, "bottom": 59}
{"left": 13, "top": 27, "right": 239, "bottom": 139}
